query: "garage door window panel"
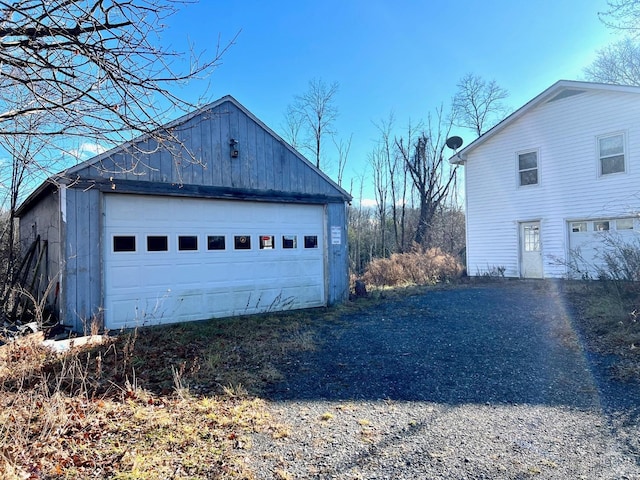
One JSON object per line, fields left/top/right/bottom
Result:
{"left": 207, "top": 235, "right": 226, "bottom": 250}
{"left": 571, "top": 222, "right": 587, "bottom": 233}
{"left": 260, "top": 235, "right": 275, "bottom": 250}
{"left": 234, "top": 235, "right": 251, "bottom": 250}
{"left": 147, "top": 235, "right": 168, "bottom": 252}
{"left": 599, "top": 133, "right": 625, "bottom": 176}
{"left": 178, "top": 235, "right": 198, "bottom": 251}
{"left": 113, "top": 235, "right": 136, "bottom": 252}
{"left": 282, "top": 235, "right": 297, "bottom": 249}
{"left": 616, "top": 218, "right": 634, "bottom": 230}
{"left": 594, "top": 221, "right": 610, "bottom": 232}
{"left": 304, "top": 235, "right": 318, "bottom": 249}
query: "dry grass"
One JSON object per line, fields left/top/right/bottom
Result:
{"left": 565, "top": 281, "right": 640, "bottom": 381}
{"left": 2, "top": 279, "right": 639, "bottom": 477}
{"left": 0, "top": 309, "right": 321, "bottom": 479}
{"left": 362, "top": 247, "right": 463, "bottom": 288}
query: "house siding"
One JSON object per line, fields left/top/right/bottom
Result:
{"left": 465, "top": 89, "right": 640, "bottom": 278}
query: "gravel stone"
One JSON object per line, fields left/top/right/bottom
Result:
{"left": 242, "top": 283, "right": 640, "bottom": 479}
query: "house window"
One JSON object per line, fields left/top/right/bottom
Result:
{"left": 234, "top": 235, "right": 251, "bottom": 250}
{"left": 616, "top": 218, "right": 634, "bottom": 230}
{"left": 304, "top": 235, "right": 318, "bottom": 249}
{"left": 207, "top": 235, "right": 226, "bottom": 250}
{"left": 147, "top": 235, "right": 168, "bottom": 251}
{"left": 518, "top": 151, "right": 538, "bottom": 186}
{"left": 523, "top": 225, "right": 540, "bottom": 252}
{"left": 178, "top": 235, "right": 198, "bottom": 251}
{"left": 260, "top": 235, "right": 275, "bottom": 249}
{"left": 282, "top": 235, "right": 297, "bottom": 249}
{"left": 113, "top": 235, "right": 136, "bottom": 252}
{"left": 599, "top": 133, "right": 625, "bottom": 175}
{"left": 594, "top": 221, "right": 610, "bottom": 231}
{"left": 571, "top": 222, "right": 587, "bottom": 233}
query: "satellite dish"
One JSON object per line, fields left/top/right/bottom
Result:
{"left": 446, "top": 136, "right": 463, "bottom": 150}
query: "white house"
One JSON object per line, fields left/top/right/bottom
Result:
{"left": 451, "top": 80, "right": 640, "bottom": 279}
{"left": 17, "top": 95, "right": 352, "bottom": 332}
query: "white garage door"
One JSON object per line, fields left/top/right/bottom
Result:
{"left": 103, "top": 194, "right": 326, "bottom": 329}
{"left": 568, "top": 217, "right": 639, "bottom": 278}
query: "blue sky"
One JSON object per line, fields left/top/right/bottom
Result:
{"left": 163, "top": 0, "right": 617, "bottom": 204}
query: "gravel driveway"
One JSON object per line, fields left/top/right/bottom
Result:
{"left": 242, "top": 282, "right": 640, "bottom": 479}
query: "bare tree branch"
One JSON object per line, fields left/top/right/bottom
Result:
{"left": 0, "top": 0, "right": 238, "bottom": 143}
{"left": 288, "top": 78, "right": 339, "bottom": 170}
{"left": 282, "top": 104, "right": 305, "bottom": 150}
{"left": 395, "top": 107, "right": 458, "bottom": 247}
{"left": 599, "top": 0, "right": 640, "bottom": 34}
{"left": 452, "top": 73, "right": 510, "bottom": 137}
{"left": 332, "top": 133, "right": 351, "bottom": 187}
{"left": 0, "top": 0, "right": 237, "bottom": 311}
{"left": 584, "top": 37, "right": 640, "bottom": 86}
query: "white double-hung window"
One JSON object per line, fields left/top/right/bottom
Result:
{"left": 518, "top": 150, "right": 538, "bottom": 186}
{"left": 598, "top": 133, "right": 625, "bottom": 176}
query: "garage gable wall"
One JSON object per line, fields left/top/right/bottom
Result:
{"left": 68, "top": 97, "right": 347, "bottom": 200}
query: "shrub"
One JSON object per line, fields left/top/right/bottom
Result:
{"left": 362, "top": 247, "right": 463, "bottom": 287}
{"left": 598, "top": 235, "right": 640, "bottom": 282}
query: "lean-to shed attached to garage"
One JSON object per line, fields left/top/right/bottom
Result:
{"left": 17, "top": 95, "right": 352, "bottom": 332}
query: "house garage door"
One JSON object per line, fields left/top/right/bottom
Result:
{"left": 568, "top": 217, "right": 639, "bottom": 278}
{"left": 103, "top": 194, "right": 326, "bottom": 329}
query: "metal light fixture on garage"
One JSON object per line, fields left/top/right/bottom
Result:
{"left": 230, "top": 138, "right": 239, "bottom": 158}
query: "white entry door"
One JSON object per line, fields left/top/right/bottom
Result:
{"left": 520, "top": 221, "right": 543, "bottom": 278}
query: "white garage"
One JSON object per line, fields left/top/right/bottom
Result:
{"left": 17, "top": 95, "right": 351, "bottom": 333}
{"left": 104, "top": 194, "right": 327, "bottom": 329}
{"left": 568, "top": 217, "right": 639, "bottom": 279}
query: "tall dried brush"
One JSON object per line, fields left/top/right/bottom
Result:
{"left": 362, "top": 247, "right": 463, "bottom": 287}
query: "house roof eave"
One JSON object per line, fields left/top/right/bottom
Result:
{"left": 447, "top": 80, "right": 640, "bottom": 164}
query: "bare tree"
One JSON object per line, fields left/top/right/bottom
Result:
{"left": 0, "top": 1, "right": 235, "bottom": 312}
{"left": 288, "top": 78, "right": 339, "bottom": 170}
{"left": 348, "top": 173, "right": 372, "bottom": 275}
{"left": 452, "top": 73, "right": 510, "bottom": 137}
{"left": 0, "top": 1, "right": 235, "bottom": 146}
{"left": 369, "top": 144, "right": 389, "bottom": 258}
{"left": 0, "top": 112, "right": 49, "bottom": 286}
{"left": 372, "top": 113, "right": 412, "bottom": 253}
{"left": 282, "top": 104, "right": 305, "bottom": 150}
{"left": 585, "top": 38, "right": 640, "bottom": 85}
{"left": 332, "top": 134, "right": 352, "bottom": 187}
{"left": 395, "top": 108, "right": 459, "bottom": 247}
{"left": 584, "top": 1, "right": 640, "bottom": 85}
{"left": 599, "top": 0, "right": 640, "bottom": 33}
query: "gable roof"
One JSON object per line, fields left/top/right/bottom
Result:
{"left": 449, "top": 80, "right": 640, "bottom": 165}
{"left": 18, "top": 95, "right": 352, "bottom": 216}
{"left": 64, "top": 94, "right": 351, "bottom": 199}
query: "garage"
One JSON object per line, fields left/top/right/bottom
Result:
{"left": 568, "top": 217, "right": 639, "bottom": 278}
{"left": 104, "top": 194, "right": 326, "bottom": 329}
{"left": 17, "top": 95, "right": 351, "bottom": 332}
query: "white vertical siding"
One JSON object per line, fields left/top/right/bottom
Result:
{"left": 465, "top": 89, "right": 640, "bottom": 278}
